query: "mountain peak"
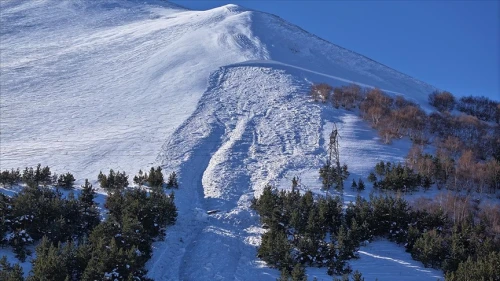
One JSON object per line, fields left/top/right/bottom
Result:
{"left": 221, "top": 3, "right": 247, "bottom": 12}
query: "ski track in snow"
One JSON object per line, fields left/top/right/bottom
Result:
{"left": 1, "top": 1, "right": 443, "bottom": 280}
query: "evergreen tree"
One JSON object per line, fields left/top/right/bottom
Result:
{"left": 445, "top": 251, "right": 500, "bottom": 281}
{"left": 28, "top": 237, "right": 69, "bottom": 281}
{"left": 351, "top": 179, "right": 357, "bottom": 190}
{"left": 357, "top": 179, "right": 365, "bottom": 191}
{"left": 166, "top": 171, "right": 178, "bottom": 188}
{"left": 1, "top": 194, "right": 13, "bottom": 245}
{"left": 98, "top": 169, "right": 129, "bottom": 190}
{"left": 290, "top": 263, "right": 307, "bottom": 281}
{"left": 352, "top": 270, "right": 364, "bottom": 281}
{"left": 148, "top": 187, "right": 177, "bottom": 237}
{"left": 97, "top": 171, "right": 108, "bottom": 188}
{"left": 148, "top": 167, "right": 164, "bottom": 187}
{"left": 0, "top": 256, "right": 24, "bottom": 281}
{"left": 411, "top": 229, "right": 446, "bottom": 268}
{"left": 0, "top": 168, "right": 21, "bottom": 187}
{"left": 113, "top": 171, "right": 129, "bottom": 190}
{"left": 258, "top": 227, "right": 293, "bottom": 270}
{"left": 133, "top": 170, "right": 147, "bottom": 187}
{"left": 34, "top": 164, "right": 52, "bottom": 187}
{"left": 253, "top": 185, "right": 279, "bottom": 225}
{"left": 292, "top": 177, "right": 299, "bottom": 192}
{"left": 337, "top": 225, "right": 356, "bottom": 261}
{"left": 57, "top": 173, "right": 75, "bottom": 189}
{"left": 22, "top": 167, "right": 36, "bottom": 187}
{"left": 367, "top": 172, "right": 377, "bottom": 183}
{"left": 78, "top": 180, "right": 100, "bottom": 237}
{"left": 278, "top": 268, "right": 291, "bottom": 281}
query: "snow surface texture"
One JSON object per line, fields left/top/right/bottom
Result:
{"left": 1, "top": 1, "right": 442, "bottom": 280}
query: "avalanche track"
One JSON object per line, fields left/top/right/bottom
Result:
{"left": 149, "top": 65, "right": 315, "bottom": 280}
{"left": 148, "top": 63, "right": 441, "bottom": 281}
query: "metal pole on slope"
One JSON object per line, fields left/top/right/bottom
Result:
{"left": 328, "top": 122, "right": 343, "bottom": 201}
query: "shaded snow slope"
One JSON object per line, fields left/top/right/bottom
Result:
{"left": 1, "top": 1, "right": 442, "bottom": 280}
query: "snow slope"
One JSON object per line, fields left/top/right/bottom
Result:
{"left": 1, "top": 1, "right": 442, "bottom": 280}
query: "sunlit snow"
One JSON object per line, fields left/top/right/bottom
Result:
{"left": 1, "top": 1, "right": 442, "bottom": 280}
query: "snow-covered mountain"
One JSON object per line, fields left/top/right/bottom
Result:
{"left": 0, "top": 1, "right": 442, "bottom": 280}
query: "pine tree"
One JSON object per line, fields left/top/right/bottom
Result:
{"left": 367, "top": 172, "right": 377, "bottom": 183}
{"left": 22, "top": 167, "right": 36, "bottom": 187}
{"left": 34, "top": 164, "right": 52, "bottom": 187}
{"left": 292, "top": 177, "right": 299, "bottom": 192}
{"left": 166, "top": 171, "right": 178, "bottom": 188}
{"left": 351, "top": 179, "right": 357, "bottom": 190}
{"left": 334, "top": 225, "right": 354, "bottom": 274}
{"left": 278, "top": 268, "right": 291, "bottom": 281}
{"left": 1, "top": 193, "right": 13, "bottom": 245}
{"left": 97, "top": 171, "right": 107, "bottom": 188}
{"left": 148, "top": 187, "right": 177, "bottom": 237}
{"left": 253, "top": 185, "right": 278, "bottom": 225}
{"left": 357, "top": 179, "right": 365, "bottom": 191}
{"left": 411, "top": 229, "right": 446, "bottom": 268}
{"left": 78, "top": 180, "right": 100, "bottom": 237}
{"left": 352, "top": 270, "right": 364, "bottom": 281}
{"left": 0, "top": 256, "right": 24, "bottom": 281}
{"left": 290, "top": 263, "right": 307, "bottom": 281}
{"left": 148, "top": 167, "right": 164, "bottom": 187}
{"left": 99, "top": 169, "right": 128, "bottom": 190}
{"left": 57, "top": 173, "right": 75, "bottom": 189}
{"left": 258, "top": 227, "right": 293, "bottom": 270}
{"left": 133, "top": 170, "right": 147, "bottom": 187}
{"left": 0, "top": 168, "right": 21, "bottom": 187}
{"left": 445, "top": 251, "right": 500, "bottom": 281}
{"left": 28, "top": 237, "right": 68, "bottom": 281}
{"left": 306, "top": 208, "right": 322, "bottom": 240}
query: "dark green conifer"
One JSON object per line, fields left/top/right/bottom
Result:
{"left": 357, "top": 179, "right": 365, "bottom": 191}
{"left": 166, "top": 171, "right": 178, "bottom": 188}
{"left": 0, "top": 256, "right": 24, "bottom": 281}
{"left": 290, "top": 263, "right": 307, "bottom": 281}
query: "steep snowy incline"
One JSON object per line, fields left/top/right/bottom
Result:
{"left": 150, "top": 65, "right": 314, "bottom": 280}
{"left": 0, "top": 1, "right": 268, "bottom": 180}
{"left": 1, "top": 1, "right": 438, "bottom": 180}
{"left": 151, "top": 63, "right": 442, "bottom": 280}
{"left": 1, "top": 1, "right": 445, "bottom": 280}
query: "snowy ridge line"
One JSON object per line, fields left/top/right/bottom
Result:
{"left": 256, "top": 11, "right": 428, "bottom": 86}
{"left": 228, "top": 60, "right": 416, "bottom": 99}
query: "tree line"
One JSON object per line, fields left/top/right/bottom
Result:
{"left": 253, "top": 183, "right": 499, "bottom": 280}
{"left": 1, "top": 165, "right": 178, "bottom": 281}
{"left": 310, "top": 83, "right": 500, "bottom": 194}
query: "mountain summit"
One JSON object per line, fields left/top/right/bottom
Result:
{"left": 1, "top": 1, "right": 441, "bottom": 280}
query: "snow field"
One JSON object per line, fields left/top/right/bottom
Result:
{"left": 152, "top": 64, "right": 443, "bottom": 280}
{"left": 1, "top": 1, "right": 444, "bottom": 280}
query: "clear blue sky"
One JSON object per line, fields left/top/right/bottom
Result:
{"left": 170, "top": 1, "right": 499, "bottom": 100}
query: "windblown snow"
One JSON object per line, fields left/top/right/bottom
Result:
{"left": 1, "top": 1, "right": 441, "bottom": 280}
